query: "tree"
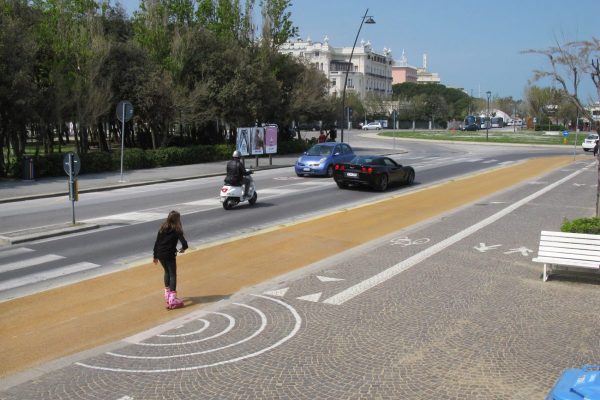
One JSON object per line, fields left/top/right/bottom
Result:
{"left": 524, "top": 38, "right": 600, "bottom": 214}
{"left": 259, "top": 0, "right": 297, "bottom": 49}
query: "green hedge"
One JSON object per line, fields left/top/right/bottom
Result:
{"left": 561, "top": 217, "right": 600, "bottom": 234}
{"left": 15, "top": 140, "right": 312, "bottom": 179}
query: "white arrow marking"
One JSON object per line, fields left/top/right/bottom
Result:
{"left": 296, "top": 292, "right": 322, "bottom": 302}
{"left": 316, "top": 276, "right": 344, "bottom": 282}
{"left": 474, "top": 243, "right": 502, "bottom": 253}
{"left": 503, "top": 247, "right": 534, "bottom": 256}
{"left": 263, "top": 288, "right": 289, "bottom": 297}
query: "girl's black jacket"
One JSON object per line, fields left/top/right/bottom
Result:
{"left": 153, "top": 229, "right": 188, "bottom": 260}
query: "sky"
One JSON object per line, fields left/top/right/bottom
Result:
{"left": 118, "top": 0, "right": 599, "bottom": 102}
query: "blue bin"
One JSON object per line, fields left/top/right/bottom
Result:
{"left": 546, "top": 365, "right": 600, "bottom": 400}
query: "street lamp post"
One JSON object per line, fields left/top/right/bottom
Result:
{"left": 486, "top": 91, "right": 491, "bottom": 142}
{"left": 340, "top": 9, "right": 375, "bottom": 143}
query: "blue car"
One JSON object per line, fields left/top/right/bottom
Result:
{"left": 295, "top": 142, "right": 355, "bottom": 177}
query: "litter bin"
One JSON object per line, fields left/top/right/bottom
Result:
{"left": 546, "top": 365, "right": 600, "bottom": 400}
{"left": 22, "top": 156, "right": 35, "bottom": 180}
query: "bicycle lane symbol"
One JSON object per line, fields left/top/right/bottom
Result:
{"left": 389, "top": 236, "right": 430, "bottom": 247}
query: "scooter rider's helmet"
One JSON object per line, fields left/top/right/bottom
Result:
{"left": 232, "top": 150, "right": 241, "bottom": 159}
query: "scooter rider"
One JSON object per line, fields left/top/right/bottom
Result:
{"left": 226, "top": 150, "right": 251, "bottom": 198}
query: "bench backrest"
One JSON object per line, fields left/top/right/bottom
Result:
{"left": 538, "top": 231, "right": 600, "bottom": 264}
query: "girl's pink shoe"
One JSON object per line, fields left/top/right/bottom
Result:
{"left": 167, "top": 291, "right": 184, "bottom": 310}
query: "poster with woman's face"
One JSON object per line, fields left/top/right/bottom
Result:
{"left": 251, "top": 127, "right": 264, "bottom": 155}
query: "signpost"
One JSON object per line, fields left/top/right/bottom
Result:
{"left": 562, "top": 130, "right": 569, "bottom": 145}
{"left": 116, "top": 101, "right": 134, "bottom": 182}
{"left": 63, "top": 152, "right": 81, "bottom": 224}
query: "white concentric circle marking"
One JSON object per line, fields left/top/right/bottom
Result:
{"left": 157, "top": 318, "right": 210, "bottom": 338}
{"left": 76, "top": 295, "right": 301, "bottom": 373}
{"left": 106, "top": 303, "right": 266, "bottom": 359}
{"left": 135, "top": 311, "right": 235, "bottom": 346}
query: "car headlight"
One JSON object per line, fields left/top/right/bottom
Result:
{"left": 297, "top": 157, "right": 303, "bottom": 163}
{"left": 319, "top": 157, "right": 327, "bottom": 164}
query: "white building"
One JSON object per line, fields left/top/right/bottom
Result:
{"left": 279, "top": 36, "right": 394, "bottom": 99}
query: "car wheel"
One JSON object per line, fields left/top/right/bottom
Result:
{"left": 336, "top": 180, "right": 348, "bottom": 189}
{"left": 377, "top": 174, "right": 389, "bottom": 191}
{"left": 326, "top": 165, "right": 334, "bottom": 178}
{"left": 405, "top": 169, "right": 415, "bottom": 185}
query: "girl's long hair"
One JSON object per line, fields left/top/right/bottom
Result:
{"left": 159, "top": 210, "right": 183, "bottom": 234}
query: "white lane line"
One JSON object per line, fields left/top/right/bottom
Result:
{"left": 76, "top": 295, "right": 302, "bottom": 373}
{"left": 0, "top": 247, "right": 35, "bottom": 260}
{"left": 136, "top": 311, "right": 235, "bottom": 346}
{"left": 106, "top": 303, "right": 267, "bottom": 360}
{"left": 323, "top": 164, "right": 589, "bottom": 305}
{"left": 482, "top": 159, "right": 498, "bottom": 164}
{"left": 0, "top": 262, "right": 100, "bottom": 291}
{"left": 157, "top": 319, "right": 210, "bottom": 338}
{"left": 1, "top": 254, "right": 65, "bottom": 273}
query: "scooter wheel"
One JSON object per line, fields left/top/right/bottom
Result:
{"left": 248, "top": 192, "right": 257, "bottom": 205}
{"left": 222, "top": 198, "right": 235, "bottom": 210}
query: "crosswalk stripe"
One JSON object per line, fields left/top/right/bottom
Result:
{"left": 0, "top": 262, "right": 100, "bottom": 291}
{"left": 0, "top": 247, "right": 35, "bottom": 260}
{"left": 1, "top": 254, "right": 65, "bottom": 273}
{"left": 185, "top": 199, "right": 220, "bottom": 206}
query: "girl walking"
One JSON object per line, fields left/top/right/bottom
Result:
{"left": 153, "top": 210, "right": 188, "bottom": 309}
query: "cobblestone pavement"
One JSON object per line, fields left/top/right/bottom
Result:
{"left": 1, "top": 160, "right": 599, "bottom": 399}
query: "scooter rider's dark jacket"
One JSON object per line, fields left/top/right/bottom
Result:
{"left": 225, "top": 158, "right": 247, "bottom": 185}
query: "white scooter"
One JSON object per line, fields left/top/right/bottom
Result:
{"left": 220, "top": 170, "right": 257, "bottom": 210}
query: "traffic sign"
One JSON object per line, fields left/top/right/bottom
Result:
{"left": 562, "top": 130, "right": 569, "bottom": 137}
{"left": 116, "top": 101, "right": 134, "bottom": 123}
{"left": 63, "top": 152, "right": 81, "bottom": 176}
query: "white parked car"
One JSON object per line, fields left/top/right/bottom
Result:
{"left": 362, "top": 122, "right": 382, "bottom": 130}
{"left": 582, "top": 133, "right": 599, "bottom": 152}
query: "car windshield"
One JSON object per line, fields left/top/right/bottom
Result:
{"left": 306, "top": 145, "right": 333, "bottom": 156}
{"left": 587, "top": 134, "right": 598, "bottom": 140}
{"left": 350, "top": 156, "right": 379, "bottom": 165}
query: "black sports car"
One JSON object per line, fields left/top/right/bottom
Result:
{"left": 333, "top": 155, "right": 415, "bottom": 191}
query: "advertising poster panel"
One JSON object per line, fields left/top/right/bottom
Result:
{"left": 251, "top": 127, "right": 265, "bottom": 155}
{"left": 265, "top": 125, "right": 278, "bottom": 154}
{"left": 236, "top": 127, "right": 251, "bottom": 156}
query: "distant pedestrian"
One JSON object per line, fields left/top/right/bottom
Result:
{"left": 329, "top": 127, "right": 337, "bottom": 142}
{"left": 318, "top": 130, "right": 326, "bottom": 143}
{"left": 594, "top": 139, "right": 599, "bottom": 157}
{"left": 153, "top": 210, "right": 188, "bottom": 309}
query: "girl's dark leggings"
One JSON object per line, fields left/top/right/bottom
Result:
{"left": 159, "top": 258, "right": 177, "bottom": 291}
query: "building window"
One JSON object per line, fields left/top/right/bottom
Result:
{"left": 348, "top": 78, "right": 353, "bottom": 88}
{"left": 331, "top": 79, "right": 336, "bottom": 86}
{"left": 315, "top": 51, "right": 320, "bottom": 57}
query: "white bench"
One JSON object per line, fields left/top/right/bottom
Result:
{"left": 532, "top": 231, "right": 600, "bottom": 281}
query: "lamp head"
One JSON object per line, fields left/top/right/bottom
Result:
{"left": 365, "top": 16, "right": 376, "bottom": 24}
